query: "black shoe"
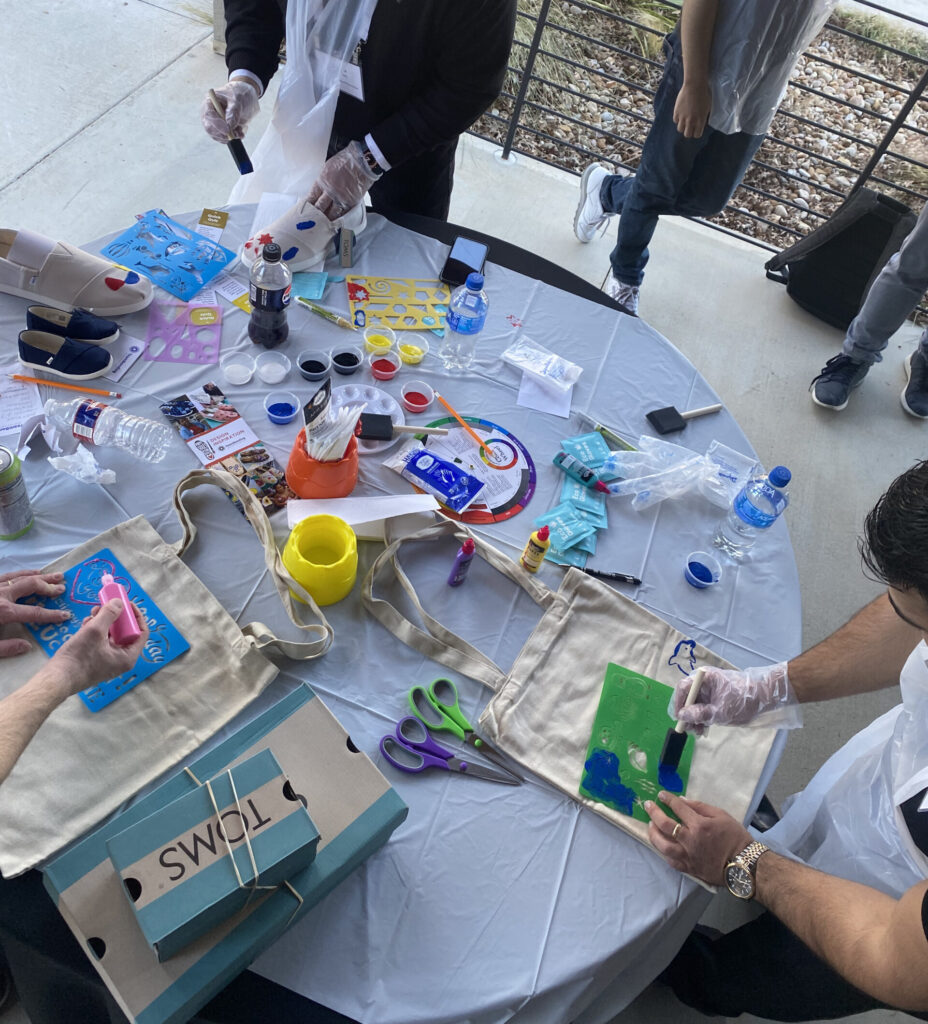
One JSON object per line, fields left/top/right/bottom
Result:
{"left": 902, "top": 349, "right": 928, "bottom": 419}
{"left": 810, "top": 354, "right": 869, "bottom": 410}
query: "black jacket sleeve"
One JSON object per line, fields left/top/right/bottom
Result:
{"left": 223, "top": 0, "right": 286, "bottom": 92}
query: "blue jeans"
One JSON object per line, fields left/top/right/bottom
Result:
{"left": 600, "top": 33, "right": 765, "bottom": 286}
{"left": 843, "top": 199, "right": 928, "bottom": 364}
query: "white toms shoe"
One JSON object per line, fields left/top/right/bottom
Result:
{"left": 0, "top": 229, "right": 153, "bottom": 316}
{"left": 240, "top": 201, "right": 367, "bottom": 272}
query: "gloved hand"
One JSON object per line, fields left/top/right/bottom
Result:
{"left": 201, "top": 79, "right": 261, "bottom": 142}
{"left": 671, "top": 662, "right": 799, "bottom": 733}
{"left": 307, "top": 141, "right": 382, "bottom": 220}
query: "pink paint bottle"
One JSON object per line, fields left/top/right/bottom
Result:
{"left": 98, "top": 573, "right": 142, "bottom": 646}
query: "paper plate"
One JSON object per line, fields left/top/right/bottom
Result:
{"left": 331, "top": 384, "right": 405, "bottom": 455}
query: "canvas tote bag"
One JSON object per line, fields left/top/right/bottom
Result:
{"left": 0, "top": 469, "right": 333, "bottom": 877}
{"left": 363, "top": 519, "right": 779, "bottom": 850}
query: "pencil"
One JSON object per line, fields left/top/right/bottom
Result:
{"left": 10, "top": 375, "right": 122, "bottom": 399}
{"left": 433, "top": 392, "right": 490, "bottom": 457}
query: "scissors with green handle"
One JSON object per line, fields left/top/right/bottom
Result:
{"left": 408, "top": 677, "right": 524, "bottom": 783}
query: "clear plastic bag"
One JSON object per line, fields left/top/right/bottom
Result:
{"left": 229, "top": 0, "right": 378, "bottom": 204}
{"left": 501, "top": 336, "right": 583, "bottom": 393}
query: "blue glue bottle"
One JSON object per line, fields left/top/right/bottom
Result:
{"left": 448, "top": 538, "right": 476, "bottom": 587}
{"left": 552, "top": 451, "right": 610, "bottom": 493}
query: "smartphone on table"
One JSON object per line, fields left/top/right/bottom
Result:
{"left": 440, "top": 236, "right": 489, "bottom": 286}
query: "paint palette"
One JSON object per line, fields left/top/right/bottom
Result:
{"left": 579, "top": 662, "right": 693, "bottom": 822}
{"left": 331, "top": 384, "right": 405, "bottom": 455}
{"left": 20, "top": 549, "right": 189, "bottom": 712}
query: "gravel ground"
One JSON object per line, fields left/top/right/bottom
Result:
{"left": 473, "top": 4, "right": 928, "bottom": 254}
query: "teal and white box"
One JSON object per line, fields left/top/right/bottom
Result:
{"left": 106, "top": 749, "right": 320, "bottom": 961}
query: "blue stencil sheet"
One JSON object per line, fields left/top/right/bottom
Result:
{"left": 101, "top": 209, "right": 236, "bottom": 302}
{"left": 20, "top": 548, "right": 189, "bottom": 712}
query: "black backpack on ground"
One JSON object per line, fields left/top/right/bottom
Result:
{"left": 764, "top": 187, "right": 916, "bottom": 330}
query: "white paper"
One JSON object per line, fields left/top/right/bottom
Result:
{"left": 212, "top": 272, "right": 250, "bottom": 304}
{"left": 191, "top": 288, "right": 218, "bottom": 306}
{"left": 105, "top": 333, "right": 146, "bottom": 383}
{"left": 517, "top": 372, "right": 572, "bottom": 418}
{"left": 286, "top": 493, "right": 439, "bottom": 540}
{"left": 185, "top": 417, "right": 260, "bottom": 467}
{"left": 0, "top": 362, "right": 44, "bottom": 436}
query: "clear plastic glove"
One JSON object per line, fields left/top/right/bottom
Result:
{"left": 307, "top": 141, "right": 382, "bottom": 220}
{"left": 201, "top": 80, "right": 260, "bottom": 142}
{"left": 671, "top": 662, "right": 801, "bottom": 733}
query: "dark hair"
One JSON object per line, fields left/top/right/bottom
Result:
{"left": 861, "top": 459, "right": 928, "bottom": 603}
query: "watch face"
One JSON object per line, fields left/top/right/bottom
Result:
{"left": 725, "top": 862, "right": 755, "bottom": 899}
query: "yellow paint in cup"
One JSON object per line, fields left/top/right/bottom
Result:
{"left": 282, "top": 515, "right": 358, "bottom": 607}
{"left": 398, "top": 339, "right": 428, "bottom": 364}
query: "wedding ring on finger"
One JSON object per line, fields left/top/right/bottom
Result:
{"left": 672, "top": 822, "right": 683, "bottom": 840}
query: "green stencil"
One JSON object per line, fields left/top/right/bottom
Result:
{"left": 579, "top": 662, "right": 693, "bottom": 822}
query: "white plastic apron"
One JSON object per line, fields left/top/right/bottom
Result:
{"left": 763, "top": 641, "right": 928, "bottom": 896}
{"left": 229, "top": 0, "right": 378, "bottom": 204}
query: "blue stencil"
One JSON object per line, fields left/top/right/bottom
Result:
{"left": 20, "top": 548, "right": 189, "bottom": 712}
{"left": 101, "top": 209, "right": 236, "bottom": 302}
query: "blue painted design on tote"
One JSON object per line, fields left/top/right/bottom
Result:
{"left": 124, "top": 271, "right": 141, "bottom": 284}
{"left": 657, "top": 764, "right": 684, "bottom": 792}
{"left": 668, "top": 638, "right": 697, "bottom": 675}
{"left": 295, "top": 220, "right": 316, "bottom": 231}
{"left": 581, "top": 749, "right": 636, "bottom": 814}
{"left": 282, "top": 246, "right": 299, "bottom": 261}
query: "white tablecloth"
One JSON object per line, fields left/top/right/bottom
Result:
{"left": 0, "top": 208, "right": 800, "bottom": 1024}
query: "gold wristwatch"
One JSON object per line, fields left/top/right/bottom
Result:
{"left": 724, "top": 840, "right": 769, "bottom": 900}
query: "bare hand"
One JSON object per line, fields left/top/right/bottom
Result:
{"left": 645, "top": 790, "right": 751, "bottom": 886}
{"left": 0, "top": 571, "right": 71, "bottom": 658}
{"left": 49, "top": 600, "right": 149, "bottom": 698}
{"left": 673, "top": 81, "right": 711, "bottom": 138}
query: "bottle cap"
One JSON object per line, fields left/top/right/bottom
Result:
{"left": 465, "top": 272, "right": 485, "bottom": 290}
{"left": 461, "top": 538, "right": 476, "bottom": 555}
{"left": 262, "top": 242, "right": 282, "bottom": 263}
{"left": 536, "top": 525, "right": 550, "bottom": 541}
{"left": 101, "top": 573, "right": 114, "bottom": 585}
{"left": 769, "top": 465, "right": 791, "bottom": 487}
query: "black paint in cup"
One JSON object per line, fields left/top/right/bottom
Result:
{"left": 331, "top": 347, "right": 362, "bottom": 375}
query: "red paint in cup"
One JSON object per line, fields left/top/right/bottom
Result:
{"left": 405, "top": 391, "right": 428, "bottom": 407}
{"left": 370, "top": 355, "right": 399, "bottom": 380}
{"left": 401, "top": 379, "right": 434, "bottom": 413}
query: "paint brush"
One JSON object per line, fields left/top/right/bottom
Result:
{"left": 296, "top": 296, "right": 357, "bottom": 331}
{"left": 659, "top": 667, "right": 705, "bottom": 772}
{"left": 208, "top": 89, "right": 254, "bottom": 175}
{"left": 434, "top": 392, "right": 490, "bottom": 457}
{"left": 646, "top": 403, "right": 722, "bottom": 435}
{"left": 356, "top": 414, "right": 449, "bottom": 441}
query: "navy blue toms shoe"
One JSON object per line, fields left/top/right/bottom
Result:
{"left": 18, "top": 330, "right": 114, "bottom": 380}
{"left": 26, "top": 304, "right": 119, "bottom": 344}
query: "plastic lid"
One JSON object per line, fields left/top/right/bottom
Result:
{"left": 465, "top": 272, "right": 485, "bottom": 290}
{"left": 262, "top": 242, "right": 282, "bottom": 262}
{"left": 461, "top": 538, "right": 476, "bottom": 555}
{"left": 768, "top": 465, "right": 791, "bottom": 487}
{"left": 536, "top": 525, "right": 550, "bottom": 541}
{"left": 101, "top": 573, "right": 114, "bottom": 585}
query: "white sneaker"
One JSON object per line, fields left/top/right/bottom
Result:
{"left": 573, "top": 163, "right": 612, "bottom": 243}
{"left": 604, "top": 273, "right": 639, "bottom": 316}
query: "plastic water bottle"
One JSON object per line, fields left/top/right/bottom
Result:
{"left": 713, "top": 465, "right": 791, "bottom": 561}
{"left": 442, "top": 272, "right": 488, "bottom": 371}
{"left": 248, "top": 241, "right": 291, "bottom": 348}
{"left": 44, "top": 398, "right": 172, "bottom": 463}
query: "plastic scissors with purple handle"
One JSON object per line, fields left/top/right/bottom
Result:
{"left": 380, "top": 716, "right": 519, "bottom": 785}
{"left": 408, "top": 677, "right": 524, "bottom": 782}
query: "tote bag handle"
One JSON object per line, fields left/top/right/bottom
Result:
{"left": 170, "top": 469, "right": 334, "bottom": 661}
{"left": 362, "top": 517, "right": 557, "bottom": 691}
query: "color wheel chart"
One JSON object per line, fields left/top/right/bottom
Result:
{"left": 420, "top": 416, "right": 536, "bottom": 523}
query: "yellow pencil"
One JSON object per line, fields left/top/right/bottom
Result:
{"left": 434, "top": 392, "right": 490, "bottom": 457}
{"left": 9, "top": 374, "right": 122, "bottom": 399}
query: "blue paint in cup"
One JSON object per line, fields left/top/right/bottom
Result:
{"left": 684, "top": 551, "right": 721, "bottom": 589}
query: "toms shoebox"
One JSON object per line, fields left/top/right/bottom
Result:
{"left": 43, "top": 685, "right": 407, "bottom": 1024}
{"left": 106, "top": 749, "right": 320, "bottom": 961}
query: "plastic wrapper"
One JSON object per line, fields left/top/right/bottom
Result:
{"left": 671, "top": 663, "right": 800, "bottom": 736}
{"left": 501, "top": 336, "right": 582, "bottom": 393}
{"left": 48, "top": 443, "right": 116, "bottom": 486}
{"left": 393, "top": 447, "right": 484, "bottom": 515}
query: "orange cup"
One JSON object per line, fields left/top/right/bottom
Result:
{"left": 286, "top": 433, "right": 359, "bottom": 498}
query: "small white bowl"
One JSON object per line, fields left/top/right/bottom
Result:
{"left": 220, "top": 350, "right": 255, "bottom": 386}
{"left": 255, "top": 349, "right": 291, "bottom": 384}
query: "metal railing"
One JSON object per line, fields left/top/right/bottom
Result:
{"left": 470, "top": 0, "right": 928, "bottom": 256}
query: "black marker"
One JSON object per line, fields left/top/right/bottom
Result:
{"left": 581, "top": 567, "right": 642, "bottom": 585}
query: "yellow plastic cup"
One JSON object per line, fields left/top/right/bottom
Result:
{"left": 281, "top": 514, "right": 358, "bottom": 607}
{"left": 398, "top": 336, "right": 429, "bottom": 364}
{"left": 363, "top": 325, "right": 395, "bottom": 354}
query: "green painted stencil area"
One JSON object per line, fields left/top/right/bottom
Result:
{"left": 579, "top": 662, "right": 693, "bottom": 823}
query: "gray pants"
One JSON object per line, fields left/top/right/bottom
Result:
{"left": 843, "top": 200, "right": 928, "bottom": 364}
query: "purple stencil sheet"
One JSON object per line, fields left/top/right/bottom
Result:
{"left": 145, "top": 303, "right": 222, "bottom": 364}
{"left": 20, "top": 548, "right": 190, "bottom": 712}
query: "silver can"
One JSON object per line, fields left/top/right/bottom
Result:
{"left": 0, "top": 445, "right": 34, "bottom": 540}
